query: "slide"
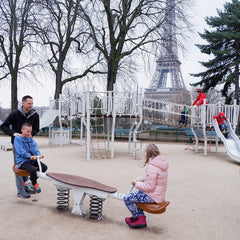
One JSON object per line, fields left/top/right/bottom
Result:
{"left": 213, "top": 119, "right": 240, "bottom": 162}
{"left": 40, "top": 109, "right": 59, "bottom": 129}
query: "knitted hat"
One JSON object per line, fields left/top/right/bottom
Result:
{"left": 197, "top": 88, "right": 202, "bottom": 93}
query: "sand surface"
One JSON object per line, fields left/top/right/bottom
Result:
{"left": 0, "top": 136, "right": 240, "bottom": 240}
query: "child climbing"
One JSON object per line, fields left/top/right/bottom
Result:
{"left": 14, "top": 123, "right": 48, "bottom": 194}
{"left": 123, "top": 143, "right": 169, "bottom": 228}
{"left": 179, "top": 106, "right": 188, "bottom": 126}
{"left": 213, "top": 112, "right": 229, "bottom": 137}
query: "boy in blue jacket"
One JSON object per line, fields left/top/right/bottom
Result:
{"left": 14, "top": 123, "right": 47, "bottom": 193}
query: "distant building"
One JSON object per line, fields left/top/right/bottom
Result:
{"left": 144, "top": 0, "right": 190, "bottom": 105}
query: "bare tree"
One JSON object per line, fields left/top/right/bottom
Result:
{"left": 80, "top": 0, "right": 191, "bottom": 91}
{"left": 0, "top": 0, "right": 37, "bottom": 110}
{"left": 33, "top": 0, "right": 104, "bottom": 100}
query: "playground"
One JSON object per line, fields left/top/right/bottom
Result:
{"left": 0, "top": 135, "right": 240, "bottom": 240}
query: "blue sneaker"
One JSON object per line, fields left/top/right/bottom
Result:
{"left": 26, "top": 182, "right": 37, "bottom": 193}
{"left": 33, "top": 183, "right": 41, "bottom": 193}
{"left": 24, "top": 181, "right": 36, "bottom": 194}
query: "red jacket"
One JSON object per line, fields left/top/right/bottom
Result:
{"left": 192, "top": 93, "right": 208, "bottom": 106}
{"left": 213, "top": 113, "right": 227, "bottom": 125}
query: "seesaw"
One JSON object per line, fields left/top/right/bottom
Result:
{"left": 13, "top": 158, "right": 170, "bottom": 220}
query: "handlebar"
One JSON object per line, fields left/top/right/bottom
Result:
{"left": 36, "top": 156, "right": 42, "bottom": 173}
{"left": 128, "top": 184, "right": 135, "bottom": 194}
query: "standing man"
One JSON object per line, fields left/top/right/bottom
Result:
{"left": 0, "top": 95, "right": 39, "bottom": 198}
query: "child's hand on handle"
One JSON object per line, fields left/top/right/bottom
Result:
{"left": 132, "top": 177, "right": 143, "bottom": 185}
{"left": 30, "top": 155, "right": 44, "bottom": 160}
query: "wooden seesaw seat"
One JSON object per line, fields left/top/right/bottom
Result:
{"left": 12, "top": 164, "right": 38, "bottom": 176}
{"left": 128, "top": 185, "right": 170, "bottom": 214}
{"left": 136, "top": 201, "right": 170, "bottom": 214}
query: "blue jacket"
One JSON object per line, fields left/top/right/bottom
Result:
{"left": 14, "top": 136, "right": 41, "bottom": 167}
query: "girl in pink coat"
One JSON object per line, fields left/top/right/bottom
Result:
{"left": 123, "top": 143, "right": 169, "bottom": 228}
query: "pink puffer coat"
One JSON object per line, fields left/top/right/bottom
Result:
{"left": 135, "top": 155, "right": 169, "bottom": 203}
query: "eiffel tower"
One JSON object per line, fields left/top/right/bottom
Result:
{"left": 145, "top": 0, "right": 190, "bottom": 105}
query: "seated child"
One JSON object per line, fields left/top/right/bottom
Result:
{"left": 14, "top": 123, "right": 48, "bottom": 193}
{"left": 213, "top": 112, "right": 229, "bottom": 136}
{"left": 123, "top": 143, "right": 169, "bottom": 228}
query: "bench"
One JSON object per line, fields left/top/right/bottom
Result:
{"left": 114, "top": 128, "right": 140, "bottom": 138}
{"left": 184, "top": 128, "right": 217, "bottom": 143}
{"left": 0, "top": 140, "right": 12, "bottom": 151}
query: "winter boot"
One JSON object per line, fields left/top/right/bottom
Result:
{"left": 127, "top": 215, "right": 147, "bottom": 228}
{"left": 125, "top": 217, "right": 138, "bottom": 225}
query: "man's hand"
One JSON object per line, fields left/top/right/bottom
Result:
{"left": 13, "top": 133, "right": 21, "bottom": 137}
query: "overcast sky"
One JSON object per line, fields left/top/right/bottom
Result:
{"left": 180, "top": 0, "right": 230, "bottom": 90}
{"left": 0, "top": 0, "right": 230, "bottom": 109}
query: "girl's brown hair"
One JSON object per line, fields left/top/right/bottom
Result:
{"left": 143, "top": 143, "right": 160, "bottom": 166}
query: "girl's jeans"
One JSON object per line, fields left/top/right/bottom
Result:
{"left": 123, "top": 190, "right": 154, "bottom": 217}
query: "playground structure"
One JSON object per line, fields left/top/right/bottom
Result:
{"left": 42, "top": 85, "right": 143, "bottom": 161}
{"left": 213, "top": 119, "right": 240, "bottom": 162}
{"left": 39, "top": 86, "right": 240, "bottom": 162}
{"left": 143, "top": 98, "right": 240, "bottom": 161}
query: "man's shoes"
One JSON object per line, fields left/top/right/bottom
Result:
{"left": 125, "top": 215, "right": 147, "bottom": 228}
{"left": 17, "top": 192, "right": 30, "bottom": 198}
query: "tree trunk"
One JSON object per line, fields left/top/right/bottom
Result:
{"left": 106, "top": 57, "right": 118, "bottom": 91}
{"left": 235, "top": 64, "right": 239, "bottom": 105}
{"left": 235, "top": 41, "right": 240, "bottom": 105}
{"left": 54, "top": 76, "right": 63, "bottom": 100}
{"left": 54, "top": 61, "right": 64, "bottom": 100}
{"left": 11, "top": 71, "right": 18, "bottom": 110}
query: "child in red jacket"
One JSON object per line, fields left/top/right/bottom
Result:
{"left": 213, "top": 112, "right": 229, "bottom": 136}
{"left": 192, "top": 88, "right": 208, "bottom": 106}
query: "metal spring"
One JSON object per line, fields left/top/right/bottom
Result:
{"left": 56, "top": 188, "right": 70, "bottom": 212}
{"left": 89, "top": 195, "right": 103, "bottom": 220}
